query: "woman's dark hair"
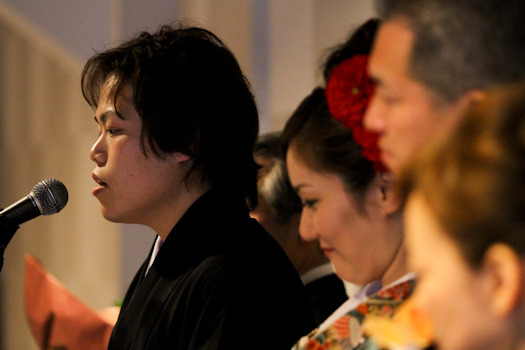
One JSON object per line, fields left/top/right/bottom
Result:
{"left": 281, "top": 88, "right": 376, "bottom": 205}
{"left": 281, "top": 19, "right": 381, "bottom": 204}
{"left": 399, "top": 82, "right": 525, "bottom": 267}
{"left": 81, "top": 24, "right": 259, "bottom": 206}
{"left": 321, "top": 18, "right": 380, "bottom": 83}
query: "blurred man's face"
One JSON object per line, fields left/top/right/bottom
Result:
{"left": 364, "top": 19, "right": 465, "bottom": 174}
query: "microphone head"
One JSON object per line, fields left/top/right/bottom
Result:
{"left": 31, "top": 179, "right": 69, "bottom": 215}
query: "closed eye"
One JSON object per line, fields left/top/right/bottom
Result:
{"left": 375, "top": 88, "right": 401, "bottom": 106}
{"left": 302, "top": 199, "right": 318, "bottom": 208}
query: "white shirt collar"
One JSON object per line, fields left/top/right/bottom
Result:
{"left": 300, "top": 262, "right": 336, "bottom": 285}
{"left": 145, "top": 235, "right": 164, "bottom": 276}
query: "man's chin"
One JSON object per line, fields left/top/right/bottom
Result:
{"left": 380, "top": 150, "right": 397, "bottom": 172}
{"left": 100, "top": 207, "right": 120, "bottom": 223}
{"left": 384, "top": 152, "right": 414, "bottom": 176}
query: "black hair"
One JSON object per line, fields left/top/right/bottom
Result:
{"left": 82, "top": 24, "right": 259, "bottom": 206}
{"left": 321, "top": 18, "right": 381, "bottom": 83}
{"left": 281, "top": 19, "right": 381, "bottom": 204}
{"left": 281, "top": 88, "right": 376, "bottom": 205}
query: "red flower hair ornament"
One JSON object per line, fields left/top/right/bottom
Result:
{"left": 325, "top": 54, "right": 387, "bottom": 172}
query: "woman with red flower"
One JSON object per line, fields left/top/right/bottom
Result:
{"left": 282, "top": 19, "right": 428, "bottom": 349}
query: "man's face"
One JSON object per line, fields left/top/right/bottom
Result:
{"left": 364, "top": 19, "right": 463, "bottom": 174}
{"left": 90, "top": 78, "right": 192, "bottom": 237}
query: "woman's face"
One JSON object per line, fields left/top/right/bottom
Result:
{"left": 405, "top": 192, "right": 507, "bottom": 350}
{"left": 286, "top": 145, "right": 399, "bottom": 285}
{"left": 89, "top": 78, "right": 191, "bottom": 237}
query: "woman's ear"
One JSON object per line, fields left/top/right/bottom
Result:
{"left": 482, "top": 244, "right": 523, "bottom": 318}
{"left": 377, "top": 172, "right": 401, "bottom": 215}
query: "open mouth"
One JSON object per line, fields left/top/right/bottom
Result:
{"left": 93, "top": 174, "right": 106, "bottom": 186}
{"left": 92, "top": 173, "right": 107, "bottom": 195}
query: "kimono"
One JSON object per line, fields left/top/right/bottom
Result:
{"left": 292, "top": 274, "right": 421, "bottom": 350}
{"left": 109, "top": 187, "right": 315, "bottom": 349}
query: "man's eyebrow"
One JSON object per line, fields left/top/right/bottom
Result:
{"left": 94, "top": 112, "right": 108, "bottom": 124}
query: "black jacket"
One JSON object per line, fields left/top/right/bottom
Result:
{"left": 109, "top": 187, "right": 315, "bottom": 349}
{"left": 305, "top": 273, "right": 348, "bottom": 325}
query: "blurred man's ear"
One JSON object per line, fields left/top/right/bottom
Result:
{"left": 443, "top": 89, "right": 487, "bottom": 133}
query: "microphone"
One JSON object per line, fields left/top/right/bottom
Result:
{"left": 0, "top": 179, "right": 69, "bottom": 226}
{"left": 0, "top": 179, "right": 68, "bottom": 272}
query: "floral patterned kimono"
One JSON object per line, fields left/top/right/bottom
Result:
{"left": 292, "top": 273, "right": 430, "bottom": 350}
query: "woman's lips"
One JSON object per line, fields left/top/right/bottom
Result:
{"left": 321, "top": 246, "right": 335, "bottom": 256}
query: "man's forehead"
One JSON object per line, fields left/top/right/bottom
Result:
{"left": 100, "top": 76, "right": 133, "bottom": 104}
{"left": 368, "top": 19, "right": 416, "bottom": 87}
{"left": 372, "top": 19, "right": 413, "bottom": 65}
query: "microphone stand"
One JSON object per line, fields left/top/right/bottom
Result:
{"left": 0, "top": 215, "right": 19, "bottom": 272}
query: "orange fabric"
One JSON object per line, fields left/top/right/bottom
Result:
{"left": 24, "top": 254, "right": 118, "bottom": 350}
